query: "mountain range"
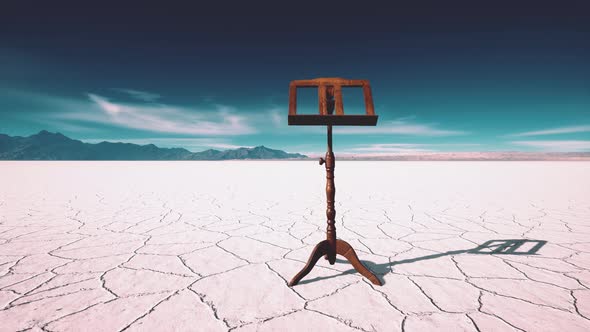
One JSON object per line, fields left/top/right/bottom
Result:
{"left": 0, "top": 131, "right": 308, "bottom": 160}
{"left": 2, "top": 131, "right": 588, "bottom": 161}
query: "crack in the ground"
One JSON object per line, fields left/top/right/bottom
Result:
{"left": 188, "top": 286, "right": 232, "bottom": 330}
{"left": 119, "top": 290, "right": 179, "bottom": 331}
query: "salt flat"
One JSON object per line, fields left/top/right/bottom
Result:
{"left": 1, "top": 161, "right": 589, "bottom": 331}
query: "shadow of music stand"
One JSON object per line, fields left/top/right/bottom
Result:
{"left": 287, "top": 77, "right": 382, "bottom": 286}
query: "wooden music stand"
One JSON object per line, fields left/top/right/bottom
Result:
{"left": 287, "top": 77, "right": 382, "bottom": 286}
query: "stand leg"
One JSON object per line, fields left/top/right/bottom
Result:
{"left": 288, "top": 241, "right": 328, "bottom": 286}
{"left": 336, "top": 239, "right": 382, "bottom": 286}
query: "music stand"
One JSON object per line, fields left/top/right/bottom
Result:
{"left": 287, "top": 77, "right": 382, "bottom": 286}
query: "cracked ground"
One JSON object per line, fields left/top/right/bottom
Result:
{"left": 1, "top": 161, "right": 589, "bottom": 331}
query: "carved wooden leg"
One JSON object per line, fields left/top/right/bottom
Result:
{"left": 288, "top": 240, "right": 329, "bottom": 286}
{"left": 336, "top": 239, "right": 382, "bottom": 286}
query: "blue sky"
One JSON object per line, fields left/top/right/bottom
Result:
{"left": 1, "top": 2, "right": 589, "bottom": 155}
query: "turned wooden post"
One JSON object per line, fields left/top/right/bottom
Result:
{"left": 322, "top": 85, "right": 337, "bottom": 264}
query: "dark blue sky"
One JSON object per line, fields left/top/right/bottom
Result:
{"left": 1, "top": 1, "right": 589, "bottom": 155}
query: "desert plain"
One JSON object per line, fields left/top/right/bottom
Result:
{"left": 0, "top": 161, "right": 589, "bottom": 331}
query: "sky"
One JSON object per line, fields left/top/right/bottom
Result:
{"left": 1, "top": 1, "right": 589, "bottom": 155}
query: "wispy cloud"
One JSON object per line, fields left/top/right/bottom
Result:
{"left": 58, "top": 93, "right": 256, "bottom": 136}
{"left": 350, "top": 143, "right": 432, "bottom": 153}
{"left": 111, "top": 88, "right": 161, "bottom": 102}
{"left": 349, "top": 143, "right": 481, "bottom": 154}
{"left": 510, "top": 140, "right": 590, "bottom": 152}
{"left": 335, "top": 118, "right": 467, "bottom": 136}
{"left": 268, "top": 108, "right": 283, "bottom": 127}
{"left": 507, "top": 125, "right": 590, "bottom": 137}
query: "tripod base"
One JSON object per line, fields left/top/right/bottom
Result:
{"left": 288, "top": 239, "right": 382, "bottom": 286}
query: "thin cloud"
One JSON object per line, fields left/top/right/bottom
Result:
{"left": 350, "top": 143, "right": 432, "bottom": 153}
{"left": 207, "top": 143, "right": 252, "bottom": 150}
{"left": 269, "top": 108, "right": 283, "bottom": 127}
{"left": 349, "top": 143, "right": 480, "bottom": 154}
{"left": 79, "top": 93, "right": 256, "bottom": 136}
{"left": 507, "top": 125, "right": 590, "bottom": 137}
{"left": 335, "top": 119, "right": 467, "bottom": 136}
{"left": 511, "top": 140, "right": 590, "bottom": 152}
{"left": 112, "top": 88, "right": 161, "bottom": 102}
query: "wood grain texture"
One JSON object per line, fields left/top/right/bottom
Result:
{"left": 288, "top": 77, "right": 377, "bottom": 122}
{"left": 363, "top": 83, "right": 375, "bottom": 116}
{"left": 290, "top": 77, "right": 368, "bottom": 87}
{"left": 288, "top": 115, "right": 378, "bottom": 126}
{"left": 288, "top": 84, "right": 297, "bottom": 115}
{"left": 337, "top": 239, "right": 382, "bottom": 286}
{"left": 318, "top": 84, "right": 327, "bottom": 115}
{"left": 334, "top": 85, "right": 344, "bottom": 115}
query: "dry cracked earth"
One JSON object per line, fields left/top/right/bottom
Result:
{"left": 1, "top": 161, "right": 589, "bottom": 331}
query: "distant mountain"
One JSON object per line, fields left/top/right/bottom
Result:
{"left": 0, "top": 131, "right": 308, "bottom": 160}
{"left": 191, "top": 145, "right": 307, "bottom": 160}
